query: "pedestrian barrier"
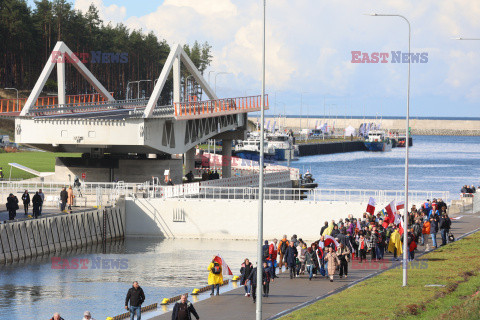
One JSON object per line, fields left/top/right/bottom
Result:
{"left": 189, "top": 279, "right": 230, "bottom": 297}
{"left": 111, "top": 303, "right": 158, "bottom": 320}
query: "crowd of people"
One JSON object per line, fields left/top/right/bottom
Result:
{"left": 235, "top": 198, "right": 453, "bottom": 303}
{"left": 5, "top": 186, "right": 76, "bottom": 221}
{"left": 461, "top": 185, "right": 477, "bottom": 194}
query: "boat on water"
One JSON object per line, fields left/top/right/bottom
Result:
{"left": 265, "top": 131, "right": 299, "bottom": 161}
{"left": 364, "top": 130, "right": 392, "bottom": 152}
{"left": 233, "top": 137, "right": 277, "bottom": 162}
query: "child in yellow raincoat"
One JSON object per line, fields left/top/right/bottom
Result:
{"left": 208, "top": 256, "right": 223, "bottom": 296}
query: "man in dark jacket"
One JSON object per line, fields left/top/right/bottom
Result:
{"left": 320, "top": 221, "right": 328, "bottom": 236}
{"left": 125, "top": 281, "right": 145, "bottom": 320}
{"left": 60, "top": 187, "right": 68, "bottom": 212}
{"left": 439, "top": 212, "right": 451, "bottom": 246}
{"left": 171, "top": 294, "right": 199, "bottom": 320}
{"left": 21, "top": 190, "right": 30, "bottom": 215}
{"left": 6, "top": 193, "right": 18, "bottom": 220}
{"left": 32, "top": 192, "right": 43, "bottom": 219}
{"left": 247, "top": 264, "right": 270, "bottom": 303}
{"left": 284, "top": 242, "right": 298, "bottom": 279}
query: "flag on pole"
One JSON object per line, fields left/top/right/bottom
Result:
{"left": 396, "top": 200, "right": 405, "bottom": 211}
{"left": 366, "top": 197, "right": 376, "bottom": 215}
{"left": 394, "top": 213, "right": 402, "bottom": 225}
{"left": 324, "top": 235, "right": 340, "bottom": 249}
{"left": 213, "top": 254, "right": 233, "bottom": 276}
{"left": 356, "top": 219, "right": 361, "bottom": 231}
{"left": 385, "top": 201, "right": 396, "bottom": 224}
{"left": 398, "top": 217, "right": 404, "bottom": 235}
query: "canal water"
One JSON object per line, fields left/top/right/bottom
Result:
{"left": 1, "top": 135, "right": 479, "bottom": 319}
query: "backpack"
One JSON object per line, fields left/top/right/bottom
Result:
{"left": 212, "top": 262, "right": 221, "bottom": 275}
{"left": 263, "top": 245, "right": 269, "bottom": 260}
{"left": 280, "top": 241, "right": 288, "bottom": 254}
{"left": 448, "top": 233, "right": 455, "bottom": 242}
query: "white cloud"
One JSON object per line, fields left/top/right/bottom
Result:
{"left": 74, "top": 0, "right": 127, "bottom": 24}
{"left": 74, "top": 0, "right": 480, "bottom": 115}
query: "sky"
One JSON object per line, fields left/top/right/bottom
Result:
{"left": 27, "top": 0, "right": 480, "bottom": 117}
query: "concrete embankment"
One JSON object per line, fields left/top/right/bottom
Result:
{"left": 0, "top": 199, "right": 125, "bottom": 263}
{"left": 251, "top": 117, "right": 480, "bottom": 136}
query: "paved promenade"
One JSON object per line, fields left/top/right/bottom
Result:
{"left": 151, "top": 212, "right": 480, "bottom": 320}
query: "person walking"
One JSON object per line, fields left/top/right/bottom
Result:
{"left": 240, "top": 258, "right": 253, "bottom": 297}
{"left": 439, "top": 211, "right": 451, "bottom": 246}
{"left": 262, "top": 261, "right": 271, "bottom": 297}
{"left": 38, "top": 189, "right": 45, "bottom": 215}
{"left": 268, "top": 239, "right": 278, "bottom": 279}
{"left": 6, "top": 193, "right": 18, "bottom": 220}
{"left": 60, "top": 187, "right": 68, "bottom": 212}
{"left": 305, "top": 247, "right": 315, "bottom": 280}
{"left": 430, "top": 213, "right": 440, "bottom": 249}
{"left": 422, "top": 219, "right": 431, "bottom": 249}
{"left": 32, "top": 191, "right": 43, "bottom": 219}
{"left": 324, "top": 246, "right": 340, "bottom": 282}
{"left": 337, "top": 243, "right": 350, "bottom": 278}
{"left": 296, "top": 240, "right": 306, "bottom": 276}
{"left": 67, "top": 186, "right": 74, "bottom": 211}
{"left": 171, "top": 294, "right": 200, "bottom": 320}
{"left": 208, "top": 257, "right": 223, "bottom": 296}
{"left": 21, "top": 190, "right": 30, "bottom": 215}
{"left": 284, "top": 241, "right": 298, "bottom": 279}
{"left": 125, "top": 281, "right": 145, "bottom": 320}
{"left": 82, "top": 311, "right": 96, "bottom": 320}
{"left": 358, "top": 233, "right": 367, "bottom": 263}
{"left": 278, "top": 235, "right": 289, "bottom": 270}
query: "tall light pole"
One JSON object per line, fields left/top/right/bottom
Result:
{"left": 300, "top": 91, "right": 308, "bottom": 129}
{"left": 365, "top": 13, "right": 411, "bottom": 287}
{"left": 256, "top": 1, "right": 266, "bottom": 319}
{"left": 4, "top": 88, "right": 18, "bottom": 110}
{"left": 214, "top": 72, "right": 231, "bottom": 94}
{"left": 208, "top": 70, "right": 216, "bottom": 86}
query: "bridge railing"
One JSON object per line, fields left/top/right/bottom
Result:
{"left": 173, "top": 94, "right": 269, "bottom": 118}
{"left": 0, "top": 93, "right": 111, "bottom": 113}
{"left": 172, "top": 186, "right": 450, "bottom": 204}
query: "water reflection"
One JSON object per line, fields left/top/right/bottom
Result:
{"left": 0, "top": 238, "right": 257, "bottom": 319}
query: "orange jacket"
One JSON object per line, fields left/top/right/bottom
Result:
{"left": 422, "top": 221, "right": 431, "bottom": 234}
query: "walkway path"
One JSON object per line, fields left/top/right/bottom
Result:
{"left": 151, "top": 212, "right": 480, "bottom": 320}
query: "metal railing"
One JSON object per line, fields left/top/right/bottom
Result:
{"left": 164, "top": 186, "right": 450, "bottom": 204}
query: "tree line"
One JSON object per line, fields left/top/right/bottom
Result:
{"left": 0, "top": 0, "right": 213, "bottom": 104}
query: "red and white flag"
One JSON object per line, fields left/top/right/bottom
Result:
{"left": 213, "top": 254, "right": 233, "bottom": 276}
{"left": 366, "top": 197, "right": 376, "bottom": 215}
{"left": 324, "top": 235, "right": 340, "bottom": 249}
{"left": 396, "top": 201, "right": 405, "bottom": 211}
{"left": 385, "top": 201, "right": 396, "bottom": 223}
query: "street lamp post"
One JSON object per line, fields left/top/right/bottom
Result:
{"left": 365, "top": 13, "right": 411, "bottom": 287}
{"left": 214, "top": 72, "right": 232, "bottom": 94}
{"left": 256, "top": 1, "right": 266, "bottom": 319}
{"left": 4, "top": 88, "right": 18, "bottom": 110}
{"left": 208, "top": 70, "right": 216, "bottom": 86}
{"left": 300, "top": 92, "right": 308, "bottom": 129}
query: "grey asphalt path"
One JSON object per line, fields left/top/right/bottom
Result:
{"left": 150, "top": 212, "right": 480, "bottom": 320}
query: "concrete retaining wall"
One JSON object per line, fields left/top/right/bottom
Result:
{"left": 125, "top": 198, "right": 399, "bottom": 240}
{"left": 0, "top": 198, "right": 125, "bottom": 263}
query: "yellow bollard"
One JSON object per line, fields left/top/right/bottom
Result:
{"left": 232, "top": 275, "right": 240, "bottom": 281}
{"left": 191, "top": 288, "right": 200, "bottom": 295}
{"left": 161, "top": 298, "right": 169, "bottom": 305}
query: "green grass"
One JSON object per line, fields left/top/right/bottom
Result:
{"left": 282, "top": 231, "right": 480, "bottom": 320}
{"left": 0, "top": 152, "right": 80, "bottom": 180}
